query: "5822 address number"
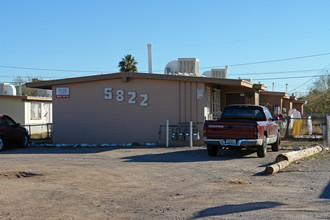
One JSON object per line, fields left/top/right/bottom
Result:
{"left": 104, "top": 88, "right": 149, "bottom": 107}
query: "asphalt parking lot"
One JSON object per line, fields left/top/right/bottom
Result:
{"left": 0, "top": 143, "right": 329, "bottom": 219}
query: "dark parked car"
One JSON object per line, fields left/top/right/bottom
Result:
{"left": 0, "top": 114, "right": 30, "bottom": 151}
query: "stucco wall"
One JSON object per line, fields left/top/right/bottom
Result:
{"left": 0, "top": 98, "right": 25, "bottom": 123}
{"left": 292, "top": 102, "right": 304, "bottom": 115}
{"left": 52, "top": 78, "right": 205, "bottom": 145}
{"left": 259, "top": 95, "right": 283, "bottom": 114}
{"left": 283, "top": 99, "right": 291, "bottom": 114}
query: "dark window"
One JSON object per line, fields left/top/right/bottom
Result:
{"left": 264, "top": 108, "right": 273, "bottom": 120}
{"left": 5, "top": 117, "right": 16, "bottom": 126}
{"left": 222, "top": 106, "right": 266, "bottom": 121}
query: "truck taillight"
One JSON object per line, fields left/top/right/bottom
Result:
{"left": 254, "top": 127, "right": 258, "bottom": 136}
{"left": 203, "top": 125, "right": 207, "bottom": 136}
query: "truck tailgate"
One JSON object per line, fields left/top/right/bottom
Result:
{"left": 204, "top": 121, "right": 257, "bottom": 139}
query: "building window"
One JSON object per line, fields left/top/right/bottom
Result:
{"left": 31, "top": 102, "right": 41, "bottom": 120}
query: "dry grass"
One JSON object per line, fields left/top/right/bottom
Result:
{"left": 227, "top": 178, "right": 249, "bottom": 184}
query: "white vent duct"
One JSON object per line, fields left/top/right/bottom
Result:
{"left": 164, "top": 60, "right": 178, "bottom": 75}
{"left": 0, "top": 83, "right": 16, "bottom": 96}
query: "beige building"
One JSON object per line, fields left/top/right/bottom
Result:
{"left": 0, "top": 95, "right": 52, "bottom": 134}
{"left": 260, "top": 91, "right": 306, "bottom": 115}
{"left": 27, "top": 72, "right": 269, "bottom": 145}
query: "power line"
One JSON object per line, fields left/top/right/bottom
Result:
{"left": 200, "top": 52, "right": 330, "bottom": 69}
{"left": 1, "top": 52, "right": 330, "bottom": 73}
{"left": 252, "top": 74, "right": 328, "bottom": 81}
{"left": 231, "top": 69, "right": 323, "bottom": 76}
{"left": 289, "top": 65, "right": 330, "bottom": 92}
{"left": 0, "top": 65, "right": 114, "bottom": 73}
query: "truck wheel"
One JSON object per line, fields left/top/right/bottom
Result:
{"left": 207, "top": 144, "right": 218, "bottom": 157}
{"left": 0, "top": 138, "right": 3, "bottom": 151}
{"left": 20, "top": 135, "right": 29, "bottom": 148}
{"left": 271, "top": 132, "right": 281, "bottom": 152}
{"left": 257, "top": 135, "right": 267, "bottom": 158}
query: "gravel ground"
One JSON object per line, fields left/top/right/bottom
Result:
{"left": 0, "top": 141, "right": 329, "bottom": 220}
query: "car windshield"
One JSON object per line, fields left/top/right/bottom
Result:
{"left": 222, "top": 107, "right": 266, "bottom": 121}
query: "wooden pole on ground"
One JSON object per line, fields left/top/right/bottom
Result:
{"left": 276, "top": 146, "right": 323, "bottom": 163}
{"left": 265, "top": 145, "right": 323, "bottom": 175}
{"left": 265, "top": 160, "right": 290, "bottom": 174}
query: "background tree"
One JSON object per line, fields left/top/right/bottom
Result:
{"left": 299, "top": 74, "right": 330, "bottom": 116}
{"left": 12, "top": 76, "right": 39, "bottom": 96}
{"left": 118, "top": 54, "right": 138, "bottom": 72}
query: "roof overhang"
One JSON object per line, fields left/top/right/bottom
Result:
{"left": 293, "top": 100, "right": 307, "bottom": 105}
{"left": 0, "top": 94, "right": 52, "bottom": 102}
{"left": 260, "top": 91, "right": 290, "bottom": 99}
{"left": 26, "top": 72, "right": 254, "bottom": 89}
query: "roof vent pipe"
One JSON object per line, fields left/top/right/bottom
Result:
{"left": 286, "top": 84, "right": 288, "bottom": 93}
{"left": 272, "top": 82, "right": 275, "bottom": 91}
{"left": 147, "top": 44, "right": 152, "bottom": 73}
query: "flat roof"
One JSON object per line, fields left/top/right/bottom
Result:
{"left": 260, "top": 90, "right": 290, "bottom": 99}
{"left": 0, "top": 94, "right": 52, "bottom": 102}
{"left": 293, "top": 100, "right": 307, "bottom": 104}
{"left": 26, "top": 72, "right": 255, "bottom": 90}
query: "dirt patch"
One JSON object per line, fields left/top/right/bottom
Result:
{"left": 0, "top": 146, "right": 329, "bottom": 219}
{"left": 227, "top": 178, "right": 250, "bottom": 184}
{"left": 0, "top": 171, "right": 42, "bottom": 179}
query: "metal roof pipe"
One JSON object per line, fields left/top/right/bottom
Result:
{"left": 147, "top": 44, "right": 152, "bottom": 73}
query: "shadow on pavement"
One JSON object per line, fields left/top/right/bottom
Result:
{"left": 191, "top": 201, "right": 285, "bottom": 219}
{"left": 320, "top": 180, "right": 330, "bottom": 199}
{"left": 121, "top": 149, "right": 256, "bottom": 163}
{"left": 0, "top": 146, "right": 115, "bottom": 154}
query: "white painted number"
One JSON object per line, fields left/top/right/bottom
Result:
{"left": 116, "top": 90, "right": 125, "bottom": 102}
{"left": 140, "top": 94, "right": 149, "bottom": 106}
{"left": 104, "top": 88, "right": 149, "bottom": 107}
{"left": 104, "top": 88, "right": 112, "bottom": 99}
{"left": 128, "top": 91, "right": 136, "bottom": 104}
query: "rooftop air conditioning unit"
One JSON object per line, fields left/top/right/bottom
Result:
{"left": 211, "top": 69, "right": 228, "bottom": 79}
{"left": 178, "top": 58, "right": 199, "bottom": 75}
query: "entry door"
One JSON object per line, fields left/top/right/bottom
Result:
{"left": 212, "top": 89, "right": 221, "bottom": 119}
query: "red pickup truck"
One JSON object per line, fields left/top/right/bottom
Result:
{"left": 203, "top": 105, "right": 281, "bottom": 157}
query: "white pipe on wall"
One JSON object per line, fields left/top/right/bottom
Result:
{"left": 166, "top": 120, "right": 169, "bottom": 147}
{"left": 147, "top": 44, "right": 152, "bottom": 73}
{"left": 190, "top": 121, "right": 193, "bottom": 148}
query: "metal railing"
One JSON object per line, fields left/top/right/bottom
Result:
{"left": 22, "top": 123, "right": 52, "bottom": 139}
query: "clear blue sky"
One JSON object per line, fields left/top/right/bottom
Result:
{"left": 1, "top": 0, "right": 330, "bottom": 96}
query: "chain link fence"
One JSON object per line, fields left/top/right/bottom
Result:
{"left": 277, "top": 117, "right": 327, "bottom": 141}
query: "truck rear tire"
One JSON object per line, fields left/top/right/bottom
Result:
{"left": 207, "top": 144, "right": 218, "bottom": 157}
{"left": 0, "top": 137, "right": 3, "bottom": 151}
{"left": 271, "top": 132, "right": 281, "bottom": 152}
{"left": 257, "top": 135, "right": 267, "bottom": 158}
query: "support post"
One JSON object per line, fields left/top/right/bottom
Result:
{"left": 190, "top": 121, "right": 193, "bottom": 148}
{"left": 327, "top": 116, "right": 330, "bottom": 147}
{"left": 47, "top": 123, "right": 50, "bottom": 139}
{"left": 166, "top": 120, "right": 169, "bottom": 148}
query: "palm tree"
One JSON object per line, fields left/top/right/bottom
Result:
{"left": 118, "top": 54, "right": 138, "bottom": 72}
